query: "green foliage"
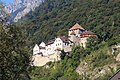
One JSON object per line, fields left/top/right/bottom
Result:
{"left": 16, "top": 0, "right": 120, "bottom": 45}
{"left": 14, "top": 0, "right": 120, "bottom": 79}
{"left": 108, "top": 35, "right": 120, "bottom": 46}
{"left": 32, "top": 46, "right": 85, "bottom": 80}
{"left": 31, "top": 42, "right": 118, "bottom": 79}
{"left": 85, "top": 44, "right": 116, "bottom": 70}
{"left": 60, "top": 50, "right": 66, "bottom": 60}
{"left": 0, "top": 22, "right": 31, "bottom": 80}
{"left": 86, "top": 36, "right": 101, "bottom": 51}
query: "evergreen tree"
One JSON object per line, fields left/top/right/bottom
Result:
{"left": 0, "top": 22, "right": 31, "bottom": 80}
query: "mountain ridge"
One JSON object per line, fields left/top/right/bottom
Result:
{"left": 4, "top": 0, "right": 44, "bottom": 23}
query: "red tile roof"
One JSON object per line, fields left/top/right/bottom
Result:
{"left": 46, "top": 39, "right": 55, "bottom": 46}
{"left": 55, "top": 48, "right": 62, "bottom": 51}
{"left": 58, "top": 36, "right": 73, "bottom": 43}
{"left": 70, "top": 23, "right": 85, "bottom": 30}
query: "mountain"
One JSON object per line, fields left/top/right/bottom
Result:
{"left": 4, "top": 0, "right": 44, "bottom": 23}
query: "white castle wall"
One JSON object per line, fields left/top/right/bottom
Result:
{"left": 33, "top": 44, "right": 40, "bottom": 55}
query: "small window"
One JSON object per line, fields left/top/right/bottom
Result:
{"left": 64, "top": 43, "right": 66, "bottom": 45}
{"left": 67, "top": 43, "right": 68, "bottom": 46}
{"left": 66, "top": 43, "right": 68, "bottom": 46}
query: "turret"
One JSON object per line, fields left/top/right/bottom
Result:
{"left": 68, "top": 23, "right": 85, "bottom": 36}
{"left": 33, "top": 44, "right": 40, "bottom": 55}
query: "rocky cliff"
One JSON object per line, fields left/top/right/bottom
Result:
{"left": 4, "top": 0, "right": 44, "bottom": 23}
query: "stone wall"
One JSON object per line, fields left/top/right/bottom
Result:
{"left": 32, "top": 52, "right": 61, "bottom": 66}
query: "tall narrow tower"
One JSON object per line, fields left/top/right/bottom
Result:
{"left": 68, "top": 23, "right": 85, "bottom": 45}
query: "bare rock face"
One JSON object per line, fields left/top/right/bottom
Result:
{"left": 116, "top": 53, "right": 120, "bottom": 61}
{"left": 76, "top": 60, "right": 113, "bottom": 80}
{"left": 4, "top": 0, "right": 44, "bottom": 23}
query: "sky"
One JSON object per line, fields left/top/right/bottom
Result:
{"left": 2, "top": 0, "right": 15, "bottom": 5}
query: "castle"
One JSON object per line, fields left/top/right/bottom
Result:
{"left": 32, "top": 23, "right": 96, "bottom": 66}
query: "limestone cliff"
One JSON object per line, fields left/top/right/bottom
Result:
{"left": 4, "top": 0, "right": 44, "bottom": 23}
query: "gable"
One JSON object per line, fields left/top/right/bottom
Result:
{"left": 33, "top": 44, "right": 39, "bottom": 50}
{"left": 39, "top": 42, "right": 46, "bottom": 47}
{"left": 70, "top": 23, "right": 85, "bottom": 30}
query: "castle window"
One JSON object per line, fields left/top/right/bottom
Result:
{"left": 65, "top": 43, "right": 66, "bottom": 45}
{"left": 67, "top": 43, "right": 69, "bottom": 46}
{"left": 65, "top": 43, "right": 68, "bottom": 46}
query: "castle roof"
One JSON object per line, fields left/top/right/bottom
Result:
{"left": 81, "top": 31, "right": 96, "bottom": 35}
{"left": 70, "top": 23, "right": 85, "bottom": 30}
{"left": 58, "top": 36, "right": 73, "bottom": 43}
{"left": 55, "top": 48, "right": 62, "bottom": 51}
{"left": 33, "top": 44, "right": 39, "bottom": 49}
{"left": 46, "top": 39, "right": 55, "bottom": 46}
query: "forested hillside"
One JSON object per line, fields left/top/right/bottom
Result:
{"left": 17, "top": 0, "right": 120, "bottom": 45}
{"left": 1, "top": 0, "right": 119, "bottom": 79}
{"left": 14, "top": 0, "right": 120, "bottom": 79}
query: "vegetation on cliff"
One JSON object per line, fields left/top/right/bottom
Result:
{"left": 31, "top": 40, "right": 120, "bottom": 80}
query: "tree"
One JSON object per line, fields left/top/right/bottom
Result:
{"left": 0, "top": 2, "right": 32, "bottom": 80}
{"left": 86, "top": 36, "right": 100, "bottom": 51}
{"left": 60, "top": 50, "right": 66, "bottom": 60}
{"left": 0, "top": 22, "right": 31, "bottom": 80}
{"left": 108, "top": 35, "right": 120, "bottom": 46}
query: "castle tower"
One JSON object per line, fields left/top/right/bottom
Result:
{"left": 69, "top": 31, "right": 76, "bottom": 41}
{"left": 68, "top": 23, "right": 85, "bottom": 37}
{"left": 39, "top": 42, "right": 46, "bottom": 47}
{"left": 68, "top": 23, "right": 85, "bottom": 45}
{"left": 33, "top": 44, "right": 40, "bottom": 55}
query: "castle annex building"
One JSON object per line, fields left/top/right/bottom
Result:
{"left": 32, "top": 23, "right": 96, "bottom": 66}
